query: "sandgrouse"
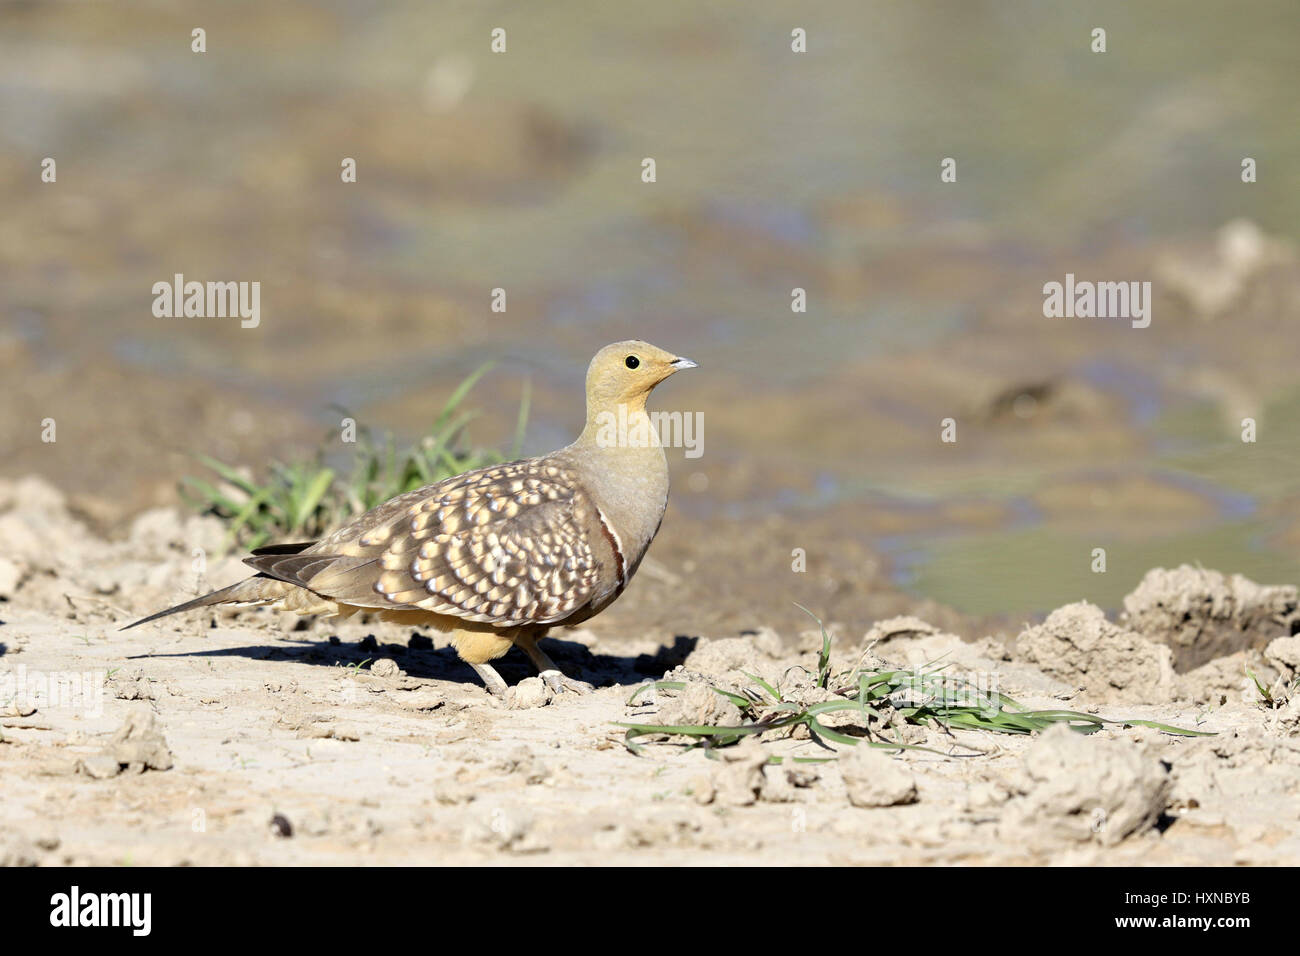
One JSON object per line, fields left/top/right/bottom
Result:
{"left": 125, "top": 341, "right": 697, "bottom": 697}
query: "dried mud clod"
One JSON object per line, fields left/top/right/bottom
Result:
{"left": 679, "top": 636, "right": 772, "bottom": 682}
{"left": 1001, "top": 724, "right": 1171, "bottom": 847}
{"left": 1122, "top": 565, "right": 1300, "bottom": 671}
{"left": 839, "top": 744, "right": 919, "bottom": 808}
{"left": 1264, "top": 636, "right": 1300, "bottom": 682}
{"left": 653, "top": 679, "right": 746, "bottom": 728}
{"left": 506, "top": 677, "right": 555, "bottom": 710}
{"left": 694, "top": 737, "right": 817, "bottom": 807}
{"left": 1016, "top": 601, "right": 1176, "bottom": 705}
{"left": 0, "top": 556, "right": 22, "bottom": 600}
{"left": 77, "top": 709, "right": 174, "bottom": 779}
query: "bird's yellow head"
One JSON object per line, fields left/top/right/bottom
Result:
{"left": 584, "top": 340, "right": 697, "bottom": 415}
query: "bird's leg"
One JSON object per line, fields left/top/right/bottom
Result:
{"left": 450, "top": 629, "right": 514, "bottom": 698}
{"left": 469, "top": 662, "right": 509, "bottom": 698}
{"left": 513, "top": 631, "right": 594, "bottom": 695}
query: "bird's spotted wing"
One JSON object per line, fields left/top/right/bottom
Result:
{"left": 250, "top": 460, "right": 607, "bottom": 627}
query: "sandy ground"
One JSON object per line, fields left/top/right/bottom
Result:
{"left": 2, "top": 477, "right": 1299, "bottom": 866}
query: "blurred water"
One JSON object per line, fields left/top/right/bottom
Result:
{"left": 2, "top": 0, "right": 1298, "bottom": 615}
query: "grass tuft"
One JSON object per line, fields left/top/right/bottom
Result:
{"left": 619, "top": 607, "right": 1213, "bottom": 759}
{"left": 182, "top": 364, "right": 528, "bottom": 548}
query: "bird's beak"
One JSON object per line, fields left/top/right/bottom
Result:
{"left": 670, "top": 356, "right": 699, "bottom": 371}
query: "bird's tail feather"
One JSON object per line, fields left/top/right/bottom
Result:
{"left": 120, "top": 577, "right": 274, "bottom": 631}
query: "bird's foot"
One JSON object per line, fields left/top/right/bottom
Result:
{"left": 539, "top": 669, "right": 594, "bottom": 695}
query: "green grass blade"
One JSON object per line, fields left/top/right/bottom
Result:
{"left": 196, "top": 455, "right": 259, "bottom": 495}
{"left": 292, "top": 467, "right": 335, "bottom": 531}
{"left": 432, "top": 363, "right": 494, "bottom": 431}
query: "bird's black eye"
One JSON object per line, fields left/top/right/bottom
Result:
{"left": 625, "top": 355, "right": 640, "bottom": 369}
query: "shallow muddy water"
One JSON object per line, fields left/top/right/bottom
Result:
{"left": 3, "top": 0, "right": 1299, "bottom": 618}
